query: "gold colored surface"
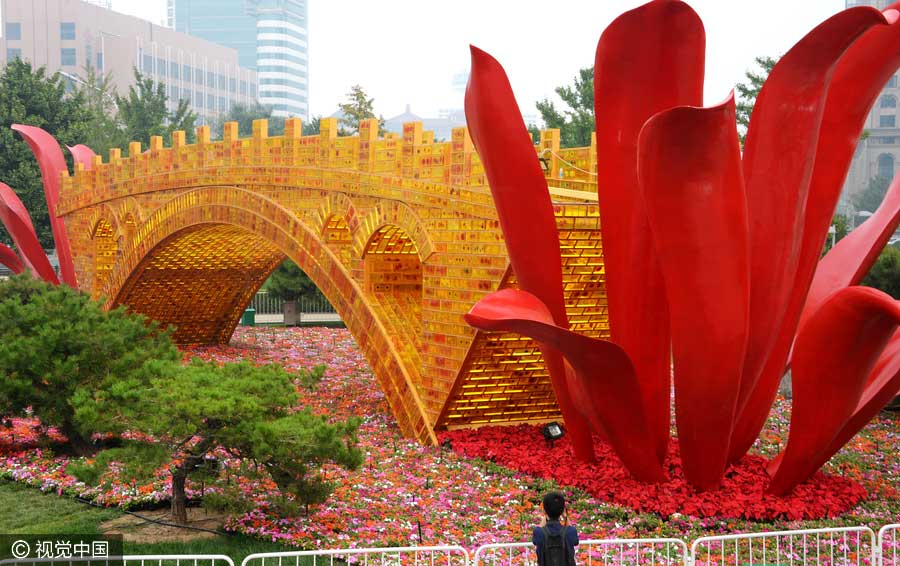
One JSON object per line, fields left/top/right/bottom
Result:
{"left": 58, "top": 119, "right": 607, "bottom": 445}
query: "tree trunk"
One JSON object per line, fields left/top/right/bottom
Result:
{"left": 171, "top": 470, "right": 188, "bottom": 525}
{"left": 59, "top": 422, "right": 96, "bottom": 457}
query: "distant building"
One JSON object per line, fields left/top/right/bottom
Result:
{"left": 84, "top": 0, "right": 112, "bottom": 8}
{"left": 173, "top": 0, "right": 308, "bottom": 120}
{"left": 842, "top": 0, "right": 899, "bottom": 216}
{"left": 384, "top": 105, "right": 466, "bottom": 142}
{"left": 0, "top": 0, "right": 259, "bottom": 127}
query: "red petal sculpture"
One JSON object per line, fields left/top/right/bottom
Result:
{"left": 731, "top": 5, "right": 900, "bottom": 462}
{"left": 11, "top": 125, "right": 77, "bottom": 287}
{"left": 465, "top": 46, "right": 595, "bottom": 461}
{"left": 465, "top": 289, "right": 666, "bottom": 482}
{"left": 67, "top": 144, "right": 97, "bottom": 171}
{"left": 768, "top": 286, "right": 900, "bottom": 495}
{"left": 0, "top": 242, "right": 24, "bottom": 274}
{"left": 811, "top": 331, "right": 900, "bottom": 474}
{"left": 638, "top": 94, "right": 749, "bottom": 490}
{"left": 728, "top": 6, "right": 892, "bottom": 463}
{"left": 801, "top": 174, "right": 900, "bottom": 330}
{"left": 0, "top": 183, "right": 59, "bottom": 284}
{"left": 593, "top": 0, "right": 706, "bottom": 464}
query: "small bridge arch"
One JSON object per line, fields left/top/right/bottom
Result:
{"left": 104, "top": 185, "right": 436, "bottom": 443}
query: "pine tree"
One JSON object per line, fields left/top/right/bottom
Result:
{"left": 74, "top": 359, "right": 362, "bottom": 524}
{"left": 0, "top": 275, "right": 178, "bottom": 455}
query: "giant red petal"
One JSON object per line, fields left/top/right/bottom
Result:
{"left": 594, "top": 0, "right": 705, "bottom": 463}
{"left": 638, "top": 94, "right": 749, "bottom": 490}
{"left": 67, "top": 144, "right": 97, "bottom": 171}
{"left": 730, "top": 6, "right": 892, "bottom": 462}
{"left": 803, "top": 176, "right": 900, "bottom": 329}
{"left": 11, "top": 125, "right": 77, "bottom": 287}
{"left": 464, "top": 46, "right": 594, "bottom": 461}
{"left": 771, "top": 330, "right": 900, "bottom": 479}
{"left": 0, "top": 183, "right": 59, "bottom": 283}
{"left": 768, "top": 286, "right": 900, "bottom": 495}
{"left": 0, "top": 242, "right": 24, "bottom": 274}
{"left": 465, "top": 288, "right": 666, "bottom": 483}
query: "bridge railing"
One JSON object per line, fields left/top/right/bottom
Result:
{"left": 59, "top": 117, "right": 599, "bottom": 216}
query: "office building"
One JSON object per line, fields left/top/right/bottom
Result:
{"left": 0, "top": 0, "right": 259, "bottom": 127}
{"left": 174, "top": 0, "right": 308, "bottom": 119}
{"left": 842, "top": 0, "right": 899, "bottom": 215}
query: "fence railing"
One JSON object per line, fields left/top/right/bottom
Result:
{"left": 249, "top": 292, "right": 336, "bottom": 315}
{"left": 0, "top": 555, "right": 235, "bottom": 566}
{"left": 691, "top": 527, "right": 876, "bottom": 566}
{"left": 241, "top": 546, "right": 469, "bottom": 566}
{"left": 6, "top": 526, "right": 900, "bottom": 566}
{"left": 879, "top": 524, "right": 900, "bottom": 566}
{"left": 472, "top": 538, "right": 687, "bottom": 566}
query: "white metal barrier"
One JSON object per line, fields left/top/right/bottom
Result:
{"left": 691, "top": 527, "right": 877, "bottom": 566}
{"left": 0, "top": 555, "right": 235, "bottom": 566}
{"left": 879, "top": 524, "right": 900, "bottom": 566}
{"left": 240, "top": 546, "right": 469, "bottom": 566}
{"left": 472, "top": 538, "right": 688, "bottom": 566}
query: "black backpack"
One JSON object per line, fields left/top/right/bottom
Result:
{"left": 541, "top": 526, "right": 575, "bottom": 566}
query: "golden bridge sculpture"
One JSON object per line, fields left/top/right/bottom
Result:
{"left": 56, "top": 117, "right": 609, "bottom": 444}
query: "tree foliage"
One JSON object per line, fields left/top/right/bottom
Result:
{"left": 0, "top": 275, "right": 179, "bottom": 455}
{"left": 264, "top": 259, "right": 328, "bottom": 303}
{"left": 862, "top": 246, "right": 900, "bottom": 299}
{"left": 214, "top": 102, "right": 284, "bottom": 138}
{"left": 75, "top": 359, "right": 362, "bottom": 523}
{"left": 77, "top": 63, "right": 127, "bottom": 156}
{"left": 536, "top": 67, "right": 594, "bottom": 149}
{"left": 736, "top": 56, "right": 777, "bottom": 145}
{"left": 116, "top": 69, "right": 197, "bottom": 148}
{"left": 0, "top": 59, "right": 92, "bottom": 248}
{"left": 853, "top": 175, "right": 890, "bottom": 214}
{"left": 338, "top": 85, "right": 384, "bottom": 134}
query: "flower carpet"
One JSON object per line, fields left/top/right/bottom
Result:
{"left": 1, "top": 327, "right": 899, "bottom": 549}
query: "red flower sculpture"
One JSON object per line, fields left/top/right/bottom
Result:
{"left": 464, "top": 0, "right": 900, "bottom": 494}
{"left": 0, "top": 125, "right": 83, "bottom": 287}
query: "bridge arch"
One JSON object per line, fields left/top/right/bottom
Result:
{"left": 88, "top": 205, "right": 122, "bottom": 297}
{"left": 352, "top": 201, "right": 435, "bottom": 262}
{"left": 104, "top": 186, "right": 437, "bottom": 444}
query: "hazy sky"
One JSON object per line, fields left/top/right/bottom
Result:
{"left": 110, "top": 0, "right": 848, "bottom": 120}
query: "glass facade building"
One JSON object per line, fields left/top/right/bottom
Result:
{"left": 174, "top": 0, "right": 308, "bottom": 119}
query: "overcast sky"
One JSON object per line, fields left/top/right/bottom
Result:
{"left": 110, "top": 0, "right": 848, "bottom": 121}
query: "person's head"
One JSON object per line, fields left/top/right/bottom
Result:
{"left": 542, "top": 490, "right": 566, "bottom": 520}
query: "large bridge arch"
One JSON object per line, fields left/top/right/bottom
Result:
{"left": 103, "top": 186, "right": 437, "bottom": 444}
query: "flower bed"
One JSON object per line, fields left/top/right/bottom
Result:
{"left": 1, "top": 327, "right": 899, "bottom": 549}
{"left": 439, "top": 426, "right": 866, "bottom": 521}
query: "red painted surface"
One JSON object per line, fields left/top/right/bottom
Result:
{"left": 730, "top": 5, "right": 900, "bottom": 462}
{"left": 801, "top": 174, "right": 900, "bottom": 331}
{"left": 593, "top": 0, "right": 705, "bottom": 463}
{"left": 464, "top": 46, "right": 595, "bottom": 461}
{"left": 769, "top": 287, "right": 900, "bottom": 494}
{"left": 67, "top": 144, "right": 97, "bottom": 171}
{"left": 0, "top": 183, "right": 59, "bottom": 284}
{"left": 11, "top": 125, "right": 77, "bottom": 287}
{"left": 465, "top": 288, "right": 665, "bottom": 482}
{"left": 638, "top": 95, "right": 748, "bottom": 489}
{"left": 0, "top": 242, "right": 24, "bottom": 274}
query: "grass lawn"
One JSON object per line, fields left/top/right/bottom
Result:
{"left": 0, "top": 481, "right": 295, "bottom": 563}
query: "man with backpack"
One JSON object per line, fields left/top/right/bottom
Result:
{"left": 532, "top": 490, "right": 578, "bottom": 566}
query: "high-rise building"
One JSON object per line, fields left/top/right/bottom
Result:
{"left": 174, "top": 0, "right": 308, "bottom": 120}
{"left": 841, "top": 0, "right": 898, "bottom": 216}
{"left": 0, "top": 0, "right": 259, "bottom": 127}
